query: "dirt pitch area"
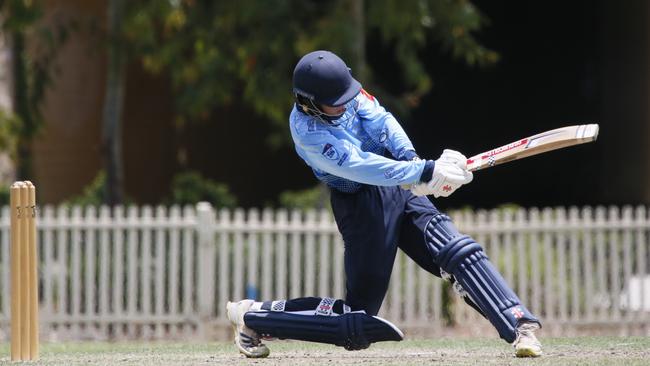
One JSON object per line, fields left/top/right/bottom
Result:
{"left": 0, "top": 337, "right": 648, "bottom": 365}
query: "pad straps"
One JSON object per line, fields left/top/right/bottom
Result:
{"left": 316, "top": 297, "right": 336, "bottom": 316}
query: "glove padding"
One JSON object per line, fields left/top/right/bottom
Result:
{"left": 411, "top": 149, "right": 473, "bottom": 197}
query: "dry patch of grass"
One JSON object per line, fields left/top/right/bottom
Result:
{"left": 0, "top": 337, "right": 648, "bottom": 366}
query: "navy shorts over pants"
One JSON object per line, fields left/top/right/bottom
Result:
{"left": 330, "top": 185, "right": 442, "bottom": 315}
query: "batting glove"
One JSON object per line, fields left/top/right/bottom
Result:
{"left": 411, "top": 149, "right": 473, "bottom": 197}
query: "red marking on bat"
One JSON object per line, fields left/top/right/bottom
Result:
{"left": 443, "top": 185, "right": 452, "bottom": 192}
{"left": 481, "top": 138, "right": 528, "bottom": 160}
{"left": 467, "top": 158, "right": 475, "bottom": 165}
{"left": 360, "top": 89, "right": 375, "bottom": 101}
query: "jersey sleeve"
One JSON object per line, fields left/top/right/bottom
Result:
{"left": 291, "top": 126, "right": 426, "bottom": 186}
{"left": 355, "top": 89, "right": 417, "bottom": 160}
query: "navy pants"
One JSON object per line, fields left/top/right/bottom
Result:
{"left": 330, "top": 185, "right": 443, "bottom": 315}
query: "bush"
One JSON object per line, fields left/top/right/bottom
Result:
{"left": 0, "top": 185, "right": 9, "bottom": 206}
{"left": 278, "top": 184, "right": 330, "bottom": 210}
{"left": 64, "top": 171, "right": 107, "bottom": 206}
{"left": 166, "top": 171, "right": 237, "bottom": 208}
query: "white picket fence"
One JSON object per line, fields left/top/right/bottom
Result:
{"left": 0, "top": 203, "right": 648, "bottom": 341}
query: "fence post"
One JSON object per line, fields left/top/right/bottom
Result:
{"left": 196, "top": 202, "right": 216, "bottom": 337}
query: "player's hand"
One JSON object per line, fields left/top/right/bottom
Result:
{"left": 438, "top": 149, "right": 468, "bottom": 170}
{"left": 411, "top": 150, "right": 473, "bottom": 197}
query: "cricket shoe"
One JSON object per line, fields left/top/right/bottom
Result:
{"left": 226, "top": 300, "right": 270, "bottom": 358}
{"left": 513, "top": 321, "right": 542, "bottom": 357}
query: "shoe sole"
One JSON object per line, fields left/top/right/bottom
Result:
{"left": 515, "top": 347, "right": 542, "bottom": 358}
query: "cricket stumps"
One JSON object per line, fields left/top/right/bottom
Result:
{"left": 10, "top": 181, "right": 39, "bottom": 361}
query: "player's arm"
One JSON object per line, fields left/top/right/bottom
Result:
{"left": 293, "top": 129, "right": 428, "bottom": 186}
{"left": 356, "top": 90, "right": 418, "bottom": 161}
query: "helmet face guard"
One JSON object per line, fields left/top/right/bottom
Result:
{"left": 294, "top": 93, "right": 359, "bottom": 125}
{"left": 293, "top": 50, "right": 362, "bottom": 124}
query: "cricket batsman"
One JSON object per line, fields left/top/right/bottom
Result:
{"left": 227, "top": 50, "right": 542, "bottom": 358}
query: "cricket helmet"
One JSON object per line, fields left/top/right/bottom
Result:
{"left": 293, "top": 50, "right": 362, "bottom": 122}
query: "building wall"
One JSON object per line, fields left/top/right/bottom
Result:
{"left": 32, "top": 0, "right": 180, "bottom": 204}
{"left": 31, "top": 0, "right": 107, "bottom": 203}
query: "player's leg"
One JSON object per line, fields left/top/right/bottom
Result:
{"left": 330, "top": 186, "right": 405, "bottom": 315}
{"left": 227, "top": 297, "right": 404, "bottom": 356}
{"left": 400, "top": 192, "right": 542, "bottom": 357}
{"left": 397, "top": 191, "right": 486, "bottom": 317}
{"left": 426, "top": 213, "right": 542, "bottom": 356}
{"left": 227, "top": 185, "right": 407, "bottom": 357}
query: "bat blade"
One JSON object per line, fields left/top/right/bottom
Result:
{"left": 466, "top": 124, "right": 599, "bottom": 172}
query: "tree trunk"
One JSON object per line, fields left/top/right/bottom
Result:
{"left": 101, "top": 0, "right": 126, "bottom": 205}
{"left": 12, "top": 30, "right": 33, "bottom": 180}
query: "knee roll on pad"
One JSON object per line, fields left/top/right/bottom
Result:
{"left": 244, "top": 311, "right": 404, "bottom": 350}
{"left": 425, "top": 215, "right": 540, "bottom": 343}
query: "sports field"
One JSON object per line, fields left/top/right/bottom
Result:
{"left": 0, "top": 337, "right": 648, "bottom": 365}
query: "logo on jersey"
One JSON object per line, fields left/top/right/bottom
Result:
{"left": 322, "top": 143, "right": 339, "bottom": 160}
{"left": 379, "top": 130, "right": 388, "bottom": 143}
{"left": 337, "top": 153, "right": 348, "bottom": 166}
{"left": 384, "top": 168, "right": 404, "bottom": 180}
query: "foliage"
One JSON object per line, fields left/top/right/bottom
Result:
{"left": 367, "top": 0, "right": 498, "bottom": 111}
{"left": 64, "top": 170, "right": 140, "bottom": 206}
{"left": 121, "top": 0, "right": 497, "bottom": 146}
{"left": 278, "top": 185, "right": 330, "bottom": 210}
{"left": 0, "top": 109, "right": 21, "bottom": 160}
{"left": 0, "top": 185, "right": 9, "bottom": 206}
{"left": 0, "top": 0, "right": 72, "bottom": 176}
{"left": 165, "top": 171, "right": 237, "bottom": 208}
{"left": 64, "top": 171, "right": 108, "bottom": 206}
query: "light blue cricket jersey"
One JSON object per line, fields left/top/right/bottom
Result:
{"left": 289, "top": 90, "right": 426, "bottom": 193}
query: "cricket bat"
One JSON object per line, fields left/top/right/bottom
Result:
{"left": 465, "top": 124, "right": 599, "bottom": 171}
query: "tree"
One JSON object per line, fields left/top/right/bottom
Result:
{"left": 101, "top": 0, "right": 126, "bottom": 205}
{"left": 122, "top": 0, "right": 496, "bottom": 146}
{"left": 116, "top": 0, "right": 497, "bottom": 207}
{"left": 0, "top": 0, "right": 70, "bottom": 180}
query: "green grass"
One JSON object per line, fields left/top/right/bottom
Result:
{"left": 0, "top": 337, "right": 648, "bottom": 365}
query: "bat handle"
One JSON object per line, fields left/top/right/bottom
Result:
{"left": 400, "top": 158, "right": 479, "bottom": 190}
{"left": 466, "top": 157, "right": 482, "bottom": 172}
